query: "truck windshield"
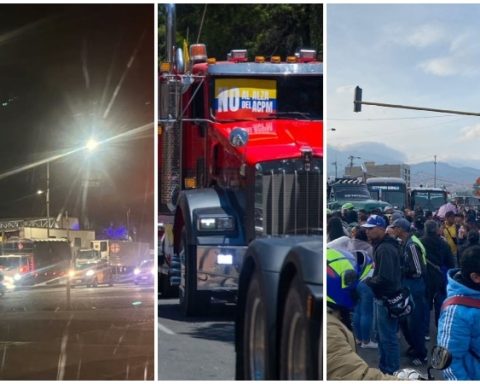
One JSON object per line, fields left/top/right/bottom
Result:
{"left": 377, "top": 191, "right": 405, "bottom": 208}
{"left": 212, "top": 75, "right": 322, "bottom": 121}
{"left": 333, "top": 186, "right": 371, "bottom": 200}
{"left": 0, "top": 256, "right": 25, "bottom": 269}
{"left": 412, "top": 191, "right": 447, "bottom": 211}
{"left": 78, "top": 250, "right": 97, "bottom": 259}
{"left": 368, "top": 184, "right": 407, "bottom": 208}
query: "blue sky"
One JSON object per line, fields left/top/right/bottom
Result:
{"left": 327, "top": 4, "right": 480, "bottom": 166}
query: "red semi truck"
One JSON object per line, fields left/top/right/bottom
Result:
{"left": 159, "top": 5, "right": 322, "bottom": 379}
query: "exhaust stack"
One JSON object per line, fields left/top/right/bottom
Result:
{"left": 159, "top": 4, "right": 182, "bottom": 213}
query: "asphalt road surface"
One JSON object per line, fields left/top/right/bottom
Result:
{"left": 358, "top": 311, "right": 444, "bottom": 380}
{"left": 158, "top": 298, "right": 236, "bottom": 380}
{"left": 0, "top": 283, "right": 154, "bottom": 380}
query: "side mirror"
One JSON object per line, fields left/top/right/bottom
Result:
{"left": 431, "top": 346, "right": 452, "bottom": 370}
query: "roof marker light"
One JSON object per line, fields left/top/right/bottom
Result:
{"left": 228, "top": 49, "right": 248, "bottom": 62}
{"left": 160, "top": 62, "right": 171, "bottom": 72}
{"left": 298, "top": 49, "right": 316, "bottom": 63}
{"left": 190, "top": 44, "right": 208, "bottom": 63}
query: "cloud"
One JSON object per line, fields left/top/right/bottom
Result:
{"left": 418, "top": 57, "right": 456, "bottom": 76}
{"left": 460, "top": 123, "right": 480, "bottom": 141}
{"left": 404, "top": 24, "right": 446, "bottom": 48}
{"left": 416, "top": 31, "right": 480, "bottom": 77}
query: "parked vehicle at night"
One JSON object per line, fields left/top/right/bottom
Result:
{"left": 158, "top": 5, "right": 322, "bottom": 319}
{"left": 91, "top": 239, "right": 150, "bottom": 278}
{"left": 134, "top": 259, "right": 154, "bottom": 285}
{"left": 0, "top": 238, "right": 70, "bottom": 286}
{"left": 69, "top": 248, "right": 114, "bottom": 288}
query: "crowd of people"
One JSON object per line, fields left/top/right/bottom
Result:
{"left": 327, "top": 202, "right": 480, "bottom": 380}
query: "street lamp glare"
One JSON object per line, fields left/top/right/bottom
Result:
{"left": 86, "top": 138, "right": 99, "bottom": 151}
{"left": 37, "top": 189, "right": 44, "bottom": 195}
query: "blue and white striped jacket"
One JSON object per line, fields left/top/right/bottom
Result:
{"left": 437, "top": 269, "right": 480, "bottom": 380}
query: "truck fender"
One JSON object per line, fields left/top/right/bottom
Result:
{"left": 280, "top": 239, "right": 323, "bottom": 287}
{"left": 276, "top": 239, "right": 323, "bottom": 331}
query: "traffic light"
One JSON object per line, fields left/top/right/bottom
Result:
{"left": 354, "top": 86, "right": 362, "bottom": 112}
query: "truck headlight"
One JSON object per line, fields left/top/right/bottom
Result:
{"left": 85, "top": 270, "right": 95, "bottom": 277}
{"left": 217, "top": 253, "right": 233, "bottom": 265}
{"left": 13, "top": 273, "right": 22, "bottom": 281}
{"left": 134, "top": 268, "right": 141, "bottom": 275}
{"left": 197, "top": 216, "right": 235, "bottom": 231}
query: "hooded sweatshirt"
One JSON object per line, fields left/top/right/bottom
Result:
{"left": 437, "top": 269, "right": 480, "bottom": 380}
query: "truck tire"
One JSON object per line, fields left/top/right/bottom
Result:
{"left": 178, "top": 229, "right": 209, "bottom": 316}
{"left": 279, "top": 274, "right": 318, "bottom": 380}
{"left": 242, "top": 269, "right": 270, "bottom": 380}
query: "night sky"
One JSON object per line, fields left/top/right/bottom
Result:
{"left": 0, "top": 5, "right": 154, "bottom": 244}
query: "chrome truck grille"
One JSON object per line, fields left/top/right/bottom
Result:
{"left": 254, "top": 158, "right": 322, "bottom": 236}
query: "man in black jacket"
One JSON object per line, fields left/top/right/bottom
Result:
{"left": 392, "top": 218, "right": 427, "bottom": 366}
{"left": 420, "top": 220, "right": 455, "bottom": 336}
{"left": 363, "top": 215, "right": 402, "bottom": 374}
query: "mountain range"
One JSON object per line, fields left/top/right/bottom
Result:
{"left": 327, "top": 142, "right": 480, "bottom": 192}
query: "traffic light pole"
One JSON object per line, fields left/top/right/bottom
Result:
{"left": 353, "top": 86, "right": 480, "bottom": 116}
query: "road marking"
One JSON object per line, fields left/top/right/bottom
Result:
{"left": 158, "top": 322, "right": 175, "bottom": 335}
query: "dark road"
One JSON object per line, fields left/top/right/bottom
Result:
{"left": 0, "top": 284, "right": 154, "bottom": 380}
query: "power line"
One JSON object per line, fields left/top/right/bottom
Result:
{"left": 330, "top": 114, "right": 456, "bottom": 121}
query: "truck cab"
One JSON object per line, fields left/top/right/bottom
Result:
{"left": 328, "top": 178, "right": 391, "bottom": 212}
{"left": 159, "top": 44, "right": 322, "bottom": 315}
{"left": 69, "top": 248, "right": 113, "bottom": 288}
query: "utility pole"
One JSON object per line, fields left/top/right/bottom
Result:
{"left": 66, "top": 210, "right": 71, "bottom": 310}
{"left": 434, "top": 155, "right": 437, "bottom": 188}
{"left": 331, "top": 161, "right": 338, "bottom": 179}
{"left": 347, "top": 155, "right": 361, "bottom": 176}
{"left": 46, "top": 162, "right": 50, "bottom": 238}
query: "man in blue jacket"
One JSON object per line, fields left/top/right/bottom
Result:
{"left": 437, "top": 245, "right": 480, "bottom": 380}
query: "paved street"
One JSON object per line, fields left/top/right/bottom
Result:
{"left": 0, "top": 284, "right": 154, "bottom": 380}
{"left": 158, "top": 298, "right": 236, "bottom": 380}
{"left": 357, "top": 312, "right": 444, "bottom": 380}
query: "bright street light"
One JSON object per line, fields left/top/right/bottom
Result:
{"left": 86, "top": 138, "right": 99, "bottom": 152}
{"left": 36, "top": 189, "right": 44, "bottom": 195}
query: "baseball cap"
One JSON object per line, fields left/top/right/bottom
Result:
{"left": 392, "top": 211, "right": 405, "bottom": 221}
{"left": 342, "top": 202, "right": 354, "bottom": 210}
{"left": 391, "top": 218, "right": 411, "bottom": 232}
{"left": 361, "top": 215, "right": 387, "bottom": 229}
